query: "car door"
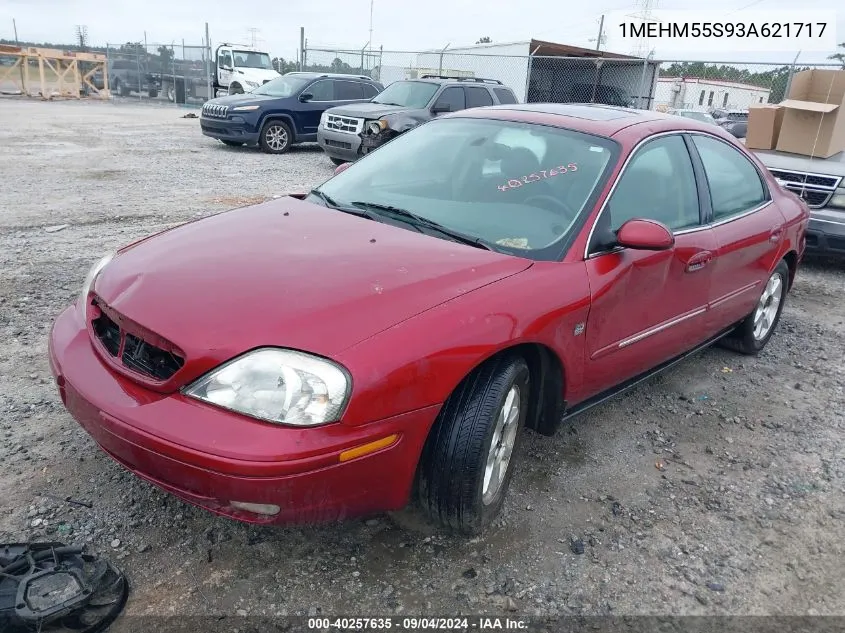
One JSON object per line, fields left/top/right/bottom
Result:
{"left": 465, "top": 86, "right": 493, "bottom": 109}
{"left": 688, "top": 133, "right": 783, "bottom": 332}
{"left": 432, "top": 86, "right": 466, "bottom": 115}
{"left": 299, "top": 79, "right": 336, "bottom": 135}
{"left": 581, "top": 133, "right": 719, "bottom": 399}
{"left": 334, "top": 80, "right": 367, "bottom": 104}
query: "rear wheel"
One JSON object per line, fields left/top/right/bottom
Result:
{"left": 259, "top": 120, "right": 292, "bottom": 154}
{"left": 721, "top": 259, "right": 789, "bottom": 355}
{"left": 417, "top": 354, "right": 530, "bottom": 534}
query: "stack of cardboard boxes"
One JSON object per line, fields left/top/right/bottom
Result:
{"left": 745, "top": 69, "right": 845, "bottom": 159}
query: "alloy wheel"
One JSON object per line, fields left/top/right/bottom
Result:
{"left": 482, "top": 385, "right": 521, "bottom": 505}
{"left": 752, "top": 272, "right": 784, "bottom": 340}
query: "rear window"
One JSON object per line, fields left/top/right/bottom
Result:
{"left": 493, "top": 87, "right": 517, "bottom": 104}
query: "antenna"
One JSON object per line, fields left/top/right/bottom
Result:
{"left": 628, "top": 0, "right": 657, "bottom": 57}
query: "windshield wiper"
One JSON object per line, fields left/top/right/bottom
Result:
{"left": 374, "top": 101, "right": 403, "bottom": 107}
{"left": 309, "top": 189, "right": 378, "bottom": 220}
{"left": 349, "top": 201, "right": 494, "bottom": 251}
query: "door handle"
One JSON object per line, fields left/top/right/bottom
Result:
{"left": 769, "top": 227, "right": 783, "bottom": 243}
{"left": 685, "top": 250, "right": 713, "bottom": 273}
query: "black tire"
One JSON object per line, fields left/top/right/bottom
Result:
{"left": 417, "top": 354, "right": 530, "bottom": 534}
{"left": 258, "top": 119, "right": 293, "bottom": 154}
{"left": 115, "top": 79, "right": 130, "bottom": 97}
{"left": 330, "top": 157, "right": 347, "bottom": 166}
{"left": 228, "top": 83, "right": 244, "bottom": 95}
{"left": 221, "top": 140, "right": 243, "bottom": 147}
{"left": 720, "top": 259, "right": 789, "bottom": 355}
{"left": 148, "top": 88, "right": 158, "bottom": 98}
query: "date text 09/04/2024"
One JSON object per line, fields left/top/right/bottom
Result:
{"left": 619, "top": 21, "right": 828, "bottom": 39}
{"left": 307, "top": 617, "right": 530, "bottom": 630}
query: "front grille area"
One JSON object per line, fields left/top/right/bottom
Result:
{"left": 325, "top": 114, "right": 362, "bottom": 134}
{"left": 91, "top": 302, "right": 185, "bottom": 382}
{"left": 202, "top": 103, "right": 229, "bottom": 118}
{"left": 768, "top": 168, "right": 842, "bottom": 209}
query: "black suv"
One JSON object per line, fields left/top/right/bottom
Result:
{"left": 317, "top": 75, "right": 519, "bottom": 164}
{"left": 200, "top": 72, "right": 384, "bottom": 154}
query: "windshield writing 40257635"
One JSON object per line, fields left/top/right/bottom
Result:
{"left": 498, "top": 163, "right": 579, "bottom": 192}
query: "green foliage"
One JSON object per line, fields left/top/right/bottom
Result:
{"left": 828, "top": 42, "right": 845, "bottom": 68}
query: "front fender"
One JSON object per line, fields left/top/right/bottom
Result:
{"left": 335, "top": 260, "right": 591, "bottom": 426}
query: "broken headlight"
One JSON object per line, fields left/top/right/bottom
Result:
{"left": 366, "top": 119, "right": 388, "bottom": 135}
{"left": 79, "top": 251, "right": 114, "bottom": 312}
{"left": 183, "top": 348, "right": 351, "bottom": 426}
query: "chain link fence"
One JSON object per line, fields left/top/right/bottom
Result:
{"left": 102, "top": 42, "right": 212, "bottom": 105}
{"left": 303, "top": 44, "right": 844, "bottom": 114}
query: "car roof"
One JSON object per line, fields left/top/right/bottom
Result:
{"left": 283, "top": 72, "right": 380, "bottom": 82}
{"left": 399, "top": 76, "right": 507, "bottom": 87}
{"left": 442, "top": 102, "right": 730, "bottom": 138}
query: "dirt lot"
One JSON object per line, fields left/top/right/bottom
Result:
{"left": 1, "top": 98, "right": 844, "bottom": 624}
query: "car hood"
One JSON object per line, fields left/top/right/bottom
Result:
{"left": 232, "top": 68, "right": 280, "bottom": 85}
{"left": 205, "top": 93, "right": 279, "bottom": 108}
{"left": 94, "top": 197, "right": 532, "bottom": 386}
{"left": 752, "top": 148, "right": 845, "bottom": 178}
{"left": 326, "top": 102, "right": 420, "bottom": 118}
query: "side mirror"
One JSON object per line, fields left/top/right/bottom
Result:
{"left": 615, "top": 218, "right": 674, "bottom": 251}
{"left": 334, "top": 162, "right": 352, "bottom": 175}
{"left": 431, "top": 103, "right": 451, "bottom": 114}
{"left": 299, "top": 92, "right": 313, "bottom": 102}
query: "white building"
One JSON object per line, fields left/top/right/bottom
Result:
{"left": 376, "top": 39, "right": 660, "bottom": 107}
{"left": 654, "top": 77, "right": 771, "bottom": 112}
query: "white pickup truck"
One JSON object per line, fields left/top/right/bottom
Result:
{"left": 752, "top": 148, "right": 845, "bottom": 258}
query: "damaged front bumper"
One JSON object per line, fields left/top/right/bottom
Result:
{"left": 317, "top": 125, "right": 393, "bottom": 162}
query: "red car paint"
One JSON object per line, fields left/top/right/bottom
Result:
{"left": 48, "top": 105, "right": 809, "bottom": 526}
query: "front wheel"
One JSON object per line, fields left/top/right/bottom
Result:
{"left": 330, "top": 157, "right": 347, "bottom": 166}
{"left": 228, "top": 83, "right": 244, "bottom": 95}
{"left": 259, "top": 120, "right": 292, "bottom": 154}
{"left": 721, "top": 259, "right": 789, "bottom": 355}
{"left": 417, "top": 354, "right": 530, "bottom": 534}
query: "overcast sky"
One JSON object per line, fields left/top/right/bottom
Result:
{"left": 1, "top": 0, "right": 843, "bottom": 65}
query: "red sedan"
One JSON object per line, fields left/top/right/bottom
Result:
{"left": 49, "top": 103, "right": 809, "bottom": 534}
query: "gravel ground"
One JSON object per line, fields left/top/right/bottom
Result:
{"left": 1, "top": 98, "right": 844, "bottom": 625}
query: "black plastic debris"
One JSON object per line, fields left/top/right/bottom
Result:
{"left": 0, "top": 542, "right": 129, "bottom": 633}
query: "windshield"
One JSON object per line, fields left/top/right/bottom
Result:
{"left": 251, "top": 75, "right": 312, "bottom": 97}
{"left": 232, "top": 50, "right": 273, "bottom": 70}
{"left": 312, "top": 117, "right": 619, "bottom": 260}
{"left": 372, "top": 81, "right": 440, "bottom": 108}
{"left": 681, "top": 111, "right": 716, "bottom": 124}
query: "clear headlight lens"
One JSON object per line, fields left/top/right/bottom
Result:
{"left": 79, "top": 252, "right": 114, "bottom": 312}
{"left": 244, "top": 80, "right": 259, "bottom": 88}
{"left": 183, "top": 348, "right": 351, "bottom": 426}
{"left": 319, "top": 111, "right": 328, "bottom": 126}
{"left": 830, "top": 191, "right": 845, "bottom": 208}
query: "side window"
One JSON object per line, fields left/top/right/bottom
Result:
{"left": 494, "top": 87, "right": 518, "bottom": 104}
{"left": 362, "top": 83, "right": 380, "bottom": 98}
{"left": 335, "top": 81, "right": 365, "bottom": 100}
{"left": 606, "top": 135, "right": 701, "bottom": 232}
{"left": 308, "top": 80, "right": 334, "bottom": 101}
{"left": 465, "top": 86, "right": 493, "bottom": 108}
{"left": 218, "top": 52, "right": 233, "bottom": 68}
{"left": 433, "top": 86, "right": 465, "bottom": 112}
{"left": 691, "top": 135, "right": 767, "bottom": 220}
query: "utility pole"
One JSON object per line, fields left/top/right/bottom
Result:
{"left": 247, "top": 28, "right": 259, "bottom": 48}
{"left": 595, "top": 14, "right": 605, "bottom": 50}
{"left": 13, "top": 18, "right": 25, "bottom": 94}
{"left": 369, "top": 0, "right": 374, "bottom": 52}
{"left": 299, "top": 27, "right": 305, "bottom": 71}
